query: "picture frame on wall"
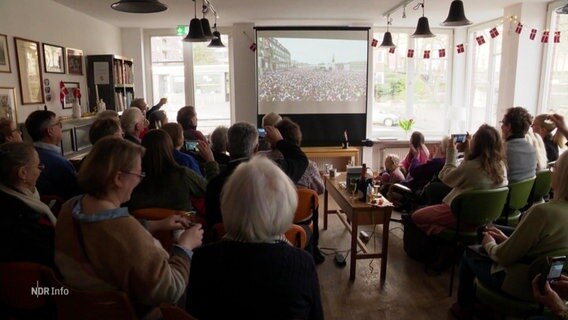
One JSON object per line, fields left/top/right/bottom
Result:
{"left": 42, "top": 43, "right": 65, "bottom": 74}
{"left": 0, "top": 34, "right": 10, "bottom": 73}
{"left": 0, "top": 87, "right": 18, "bottom": 123}
{"left": 66, "top": 48, "right": 83, "bottom": 75}
{"left": 62, "top": 82, "right": 79, "bottom": 109}
{"left": 14, "top": 37, "right": 44, "bottom": 105}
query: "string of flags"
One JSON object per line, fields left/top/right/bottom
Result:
{"left": 369, "top": 15, "right": 563, "bottom": 59}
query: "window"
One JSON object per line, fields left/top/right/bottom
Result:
{"left": 372, "top": 29, "right": 452, "bottom": 139}
{"left": 150, "top": 34, "right": 231, "bottom": 135}
{"left": 541, "top": 2, "right": 568, "bottom": 118}
{"left": 465, "top": 23, "right": 502, "bottom": 132}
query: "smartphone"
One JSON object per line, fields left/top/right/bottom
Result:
{"left": 540, "top": 256, "right": 566, "bottom": 292}
{"left": 258, "top": 128, "right": 266, "bottom": 138}
{"left": 452, "top": 134, "right": 467, "bottom": 143}
{"left": 184, "top": 140, "right": 199, "bottom": 152}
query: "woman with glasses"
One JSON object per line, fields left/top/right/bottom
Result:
{"left": 55, "top": 137, "right": 203, "bottom": 317}
{"left": 0, "top": 142, "right": 56, "bottom": 267}
{"left": 0, "top": 118, "right": 23, "bottom": 144}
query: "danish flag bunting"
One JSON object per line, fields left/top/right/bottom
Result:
{"left": 476, "top": 35, "right": 486, "bottom": 45}
{"left": 371, "top": 39, "right": 378, "bottom": 47}
{"left": 438, "top": 49, "right": 446, "bottom": 58}
{"left": 529, "top": 29, "right": 537, "bottom": 40}
{"left": 388, "top": 47, "right": 396, "bottom": 54}
{"left": 249, "top": 43, "right": 257, "bottom": 52}
{"left": 407, "top": 49, "right": 414, "bottom": 58}
{"left": 554, "top": 31, "right": 561, "bottom": 43}
{"left": 541, "top": 31, "right": 549, "bottom": 43}
{"left": 456, "top": 44, "right": 465, "bottom": 54}
{"left": 489, "top": 27, "right": 499, "bottom": 39}
{"left": 423, "top": 50, "right": 430, "bottom": 59}
{"left": 59, "top": 81, "right": 68, "bottom": 104}
{"left": 515, "top": 23, "right": 523, "bottom": 34}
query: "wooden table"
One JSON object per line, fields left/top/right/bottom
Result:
{"left": 301, "top": 147, "right": 360, "bottom": 165}
{"left": 323, "top": 175, "right": 393, "bottom": 281}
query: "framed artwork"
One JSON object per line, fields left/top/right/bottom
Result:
{"left": 0, "top": 87, "right": 18, "bottom": 123}
{"left": 62, "top": 82, "right": 79, "bottom": 109}
{"left": 0, "top": 34, "right": 10, "bottom": 73}
{"left": 14, "top": 37, "right": 44, "bottom": 105}
{"left": 42, "top": 43, "right": 65, "bottom": 74}
{"left": 66, "top": 48, "right": 83, "bottom": 75}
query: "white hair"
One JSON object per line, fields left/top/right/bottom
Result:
{"left": 221, "top": 156, "right": 297, "bottom": 242}
{"left": 120, "top": 107, "right": 143, "bottom": 135}
{"left": 262, "top": 112, "right": 282, "bottom": 127}
{"left": 526, "top": 128, "right": 548, "bottom": 170}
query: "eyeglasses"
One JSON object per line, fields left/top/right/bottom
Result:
{"left": 28, "top": 163, "right": 45, "bottom": 171}
{"left": 122, "top": 171, "right": 146, "bottom": 179}
{"left": 50, "top": 121, "right": 63, "bottom": 128}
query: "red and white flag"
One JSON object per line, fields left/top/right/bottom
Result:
{"left": 249, "top": 43, "right": 257, "bottom": 52}
{"left": 371, "top": 38, "right": 378, "bottom": 47}
{"left": 529, "top": 29, "right": 537, "bottom": 40}
{"left": 74, "top": 87, "right": 81, "bottom": 100}
{"left": 407, "top": 49, "right": 414, "bottom": 58}
{"left": 456, "top": 43, "right": 465, "bottom": 54}
{"left": 541, "top": 31, "right": 550, "bottom": 43}
{"left": 476, "top": 35, "right": 486, "bottom": 45}
{"left": 423, "top": 50, "right": 430, "bottom": 59}
{"left": 388, "top": 47, "right": 396, "bottom": 54}
{"left": 515, "top": 23, "right": 523, "bottom": 34}
{"left": 59, "top": 81, "right": 68, "bottom": 103}
{"left": 490, "top": 27, "right": 499, "bottom": 39}
{"left": 554, "top": 31, "right": 561, "bottom": 43}
{"left": 438, "top": 49, "right": 446, "bottom": 58}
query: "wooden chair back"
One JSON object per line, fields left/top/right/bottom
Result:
{"left": 285, "top": 224, "right": 308, "bottom": 249}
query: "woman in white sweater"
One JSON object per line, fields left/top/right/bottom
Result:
{"left": 411, "top": 124, "right": 508, "bottom": 235}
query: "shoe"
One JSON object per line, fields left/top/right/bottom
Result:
{"left": 449, "top": 303, "right": 472, "bottom": 320}
{"left": 314, "top": 249, "right": 325, "bottom": 265}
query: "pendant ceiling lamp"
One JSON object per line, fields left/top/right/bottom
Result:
{"left": 183, "top": 0, "right": 208, "bottom": 42}
{"left": 411, "top": 1, "right": 435, "bottom": 38}
{"left": 208, "top": 15, "right": 225, "bottom": 47}
{"left": 556, "top": 3, "right": 568, "bottom": 14}
{"left": 111, "top": 0, "right": 167, "bottom": 13}
{"left": 379, "top": 17, "right": 396, "bottom": 48}
{"left": 201, "top": 0, "right": 214, "bottom": 40}
{"left": 441, "top": 0, "right": 472, "bottom": 26}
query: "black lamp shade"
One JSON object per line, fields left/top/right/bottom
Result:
{"left": 201, "top": 18, "right": 214, "bottom": 39}
{"left": 111, "top": 0, "right": 167, "bottom": 13}
{"left": 379, "top": 32, "right": 396, "bottom": 48}
{"left": 208, "top": 31, "right": 226, "bottom": 48}
{"left": 183, "top": 18, "right": 208, "bottom": 42}
{"left": 411, "top": 17, "right": 436, "bottom": 38}
{"left": 556, "top": 4, "right": 568, "bottom": 14}
{"left": 441, "top": 0, "right": 473, "bottom": 26}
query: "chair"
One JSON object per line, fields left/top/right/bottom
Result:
{"left": 131, "top": 208, "right": 188, "bottom": 251}
{"left": 295, "top": 188, "right": 319, "bottom": 228}
{"left": 527, "top": 170, "right": 552, "bottom": 207}
{"left": 437, "top": 187, "right": 509, "bottom": 296}
{"left": 285, "top": 224, "right": 308, "bottom": 249}
{"left": 40, "top": 194, "right": 66, "bottom": 217}
{"left": 160, "top": 303, "right": 198, "bottom": 320}
{"left": 41, "top": 267, "right": 138, "bottom": 320}
{"left": 497, "top": 177, "right": 536, "bottom": 226}
{"left": 0, "top": 262, "right": 55, "bottom": 319}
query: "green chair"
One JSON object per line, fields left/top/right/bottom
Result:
{"left": 497, "top": 177, "right": 536, "bottom": 226}
{"left": 438, "top": 187, "right": 509, "bottom": 296}
{"left": 527, "top": 170, "right": 552, "bottom": 207}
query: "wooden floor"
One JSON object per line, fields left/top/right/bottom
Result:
{"left": 317, "top": 195, "right": 456, "bottom": 320}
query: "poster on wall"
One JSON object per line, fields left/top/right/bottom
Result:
{"left": 43, "top": 43, "right": 65, "bottom": 74}
{"left": 66, "top": 48, "right": 83, "bottom": 75}
{"left": 14, "top": 37, "right": 44, "bottom": 105}
{"left": 0, "top": 34, "right": 11, "bottom": 73}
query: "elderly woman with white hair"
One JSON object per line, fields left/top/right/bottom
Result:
{"left": 187, "top": 156, "right": 323, "bottom": 320}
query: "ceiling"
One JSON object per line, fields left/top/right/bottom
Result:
{"left": 53, "top": 0, "right": 554, "bottom": 29}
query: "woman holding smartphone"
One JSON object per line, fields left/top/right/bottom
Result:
{"left": 452, "top": 150, "right": 568, "bottom": 319}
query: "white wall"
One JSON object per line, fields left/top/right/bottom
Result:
{"left": 0, "top": 0, "right": 122, "bottom": 122}
{"left": 122, "top": 28, "right": 146, "bottom": 100}
{"left": 230, "top": 23, "right": 257, "bottom": 124}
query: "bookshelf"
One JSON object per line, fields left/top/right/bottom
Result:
{"left": 86, "top": 55, "right": 134, "bottom": 112}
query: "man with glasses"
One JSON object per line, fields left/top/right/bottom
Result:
{"left": 25, "top": 110, "right": 80, "bottom": 200}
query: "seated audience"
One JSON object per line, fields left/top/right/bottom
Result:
{"left": 148, "top": 110, "right": 168, "bottom": 129}
{"left": 532, "top": 274, "right": 568, "bottom": 320}
{"left": 550, "top": 113, "right": 568, "bottom": 148}
{"left": 205, "top": 122, "right": 308, "bottom": 228}
{"left": 129, "top": 130, "right": 218, "bottom": 212}
{"left": 259, "top": 112, "right": 282, "bottom": 151}
{"left": 89, "top": 118, "right": 123, "bottom": 145}
{"left": 187, "top": 156, "right": 323, "bottom": 320}
{"left": 400, "top": 131, "right": 430, "bottom": 173}
{"left": 209, "top": 125, "right": 230, "bottom": 166}
{"left": 525, "top": 128, "right": 548, "bottom": 171}
{"left": 500, "top": 107, "right": 536, "bottom": 182}
{"left": 55, "top": 137, "right": 203, "bottom": 318}
{"left": 161, "top": 122, "right": 202, "bottom": 176}
{"left": 532, "top": 114, "right": 566, "bottom": 163}
{"left": 0, "top": 142, "right": 56, "bottom": 267}
{"left": 95, "top": 110, "right": 119, "bottom": 120}
{"left": 453, "top": 150, "right": 568, "bottom": 318}
{"left": 0, "top": 118, "right": 23, "bottom": 144}
{"left": 411, "top": 124, "right": 508, "bottom": 235}
{"left": 177, "top": 106, "right": 206, "bottom": 142}
{"left": 131, "top": 97, "right": 167, "bottom": 120}
{"left": 120, "top": 107, "right": 146, "bottom": 144}
{"left": 25, "top": 110, "right": 79, "bottom": 199}
{"left": 378, "top": 154, "right": 405, "bottom": 196}
{"left": 405, "top": 136, "right": 449, "bottom": 192}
